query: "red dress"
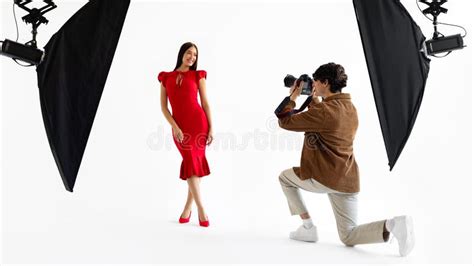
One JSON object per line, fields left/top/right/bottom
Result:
{"left": 158, "top": 70, "right": 210, "bottom": 180}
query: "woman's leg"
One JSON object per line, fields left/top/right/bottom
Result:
{"left": 187, "top": 176, "right": 208, "bottom": 221}
{"left": 180, "top": 187, "right": 194, "bottom": 218}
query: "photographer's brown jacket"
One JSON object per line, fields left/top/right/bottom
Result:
{"left": 278, "top": 93, "right": 360, "bottom": 193}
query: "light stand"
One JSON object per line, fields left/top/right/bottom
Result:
{"left": 0, "top": 0, "right": 56, "bottom": 65}
{"left": 419, "top": 0, "right": 465, "bottom": 56}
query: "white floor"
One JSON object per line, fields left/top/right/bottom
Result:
{"left": 2, "top": 182, "right": 472, "bottom": 264}
{"left": 1, "top": 211, "right": 415, "bottom": 264}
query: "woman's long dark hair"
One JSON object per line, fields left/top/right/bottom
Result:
{"left": 174, "top": 42, "right": 198, "bottom": 71}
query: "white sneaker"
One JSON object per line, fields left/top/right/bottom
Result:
{"left": 390, "top": 216, "right": 415, "bottom": 257}
{"left": 289, "top": 225, "right": 318, "bottom": 242}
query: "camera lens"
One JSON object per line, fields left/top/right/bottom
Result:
{"left": 284, "top": 74, "right": 297, "bottom": 88}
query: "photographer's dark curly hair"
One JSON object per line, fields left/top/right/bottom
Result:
{"left": 312, "top": 62, "right": 348, "bottom": 93}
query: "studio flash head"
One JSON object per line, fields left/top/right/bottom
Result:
{"left": 1, "top": 39, "right": 44, "bottom": 65}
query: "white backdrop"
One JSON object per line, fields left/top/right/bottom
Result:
{"left": 1, "top": 0, "right": 472, "bottom": 264}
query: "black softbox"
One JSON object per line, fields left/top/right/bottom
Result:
{"left": 36, "top": 0, "right": 130, "bottom": 192}
{"left": 353, "top": 0, "right": 430, "bottom": 170}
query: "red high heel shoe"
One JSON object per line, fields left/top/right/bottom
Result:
{"left": 179, "top": 211, "right": 191, "bottom": 224}
{"left": 199, "top": 216, "right": 210, "bottom": 227}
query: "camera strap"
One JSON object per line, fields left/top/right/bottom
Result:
{"left": 297, "top": 96, "right": 313, "bottom": 112}
{"left": 274, "top": 95, "right": 313, "bottom": 118}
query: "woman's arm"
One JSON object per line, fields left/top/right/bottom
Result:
{"left": 160, "top": 83, "right": 183, "bottom": 142}
{"left": 198, "top": 78, "right": 213, "bottom": 145}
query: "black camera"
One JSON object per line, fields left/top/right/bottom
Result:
{"left": 284, "top": 74, "right": 313, "bottom": 95}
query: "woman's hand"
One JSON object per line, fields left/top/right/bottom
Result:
{"left": 173, "top": 126, "right": 184, "bottom": 143}
{"left": 289, "top": 81, "right": 303, "bottom": 101}
{"left": 206, "top": 128, "right": 214, "bottom": 146}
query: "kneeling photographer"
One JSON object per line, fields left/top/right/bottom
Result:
{"left": 275, "top": 62, "right": 414, "bottom": 256}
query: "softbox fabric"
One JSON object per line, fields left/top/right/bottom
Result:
{"left": 36, "top": 0, "right": 130, "bottom": 191}
{"left": 353, "top": 0, "right": 430, "bottom": 170}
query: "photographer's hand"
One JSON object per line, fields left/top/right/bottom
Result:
{"left": 289, "top": 82, "right": 303, "bottom": 101}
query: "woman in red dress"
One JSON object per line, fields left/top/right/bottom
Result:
{"left": 158, "top": 42, "right": 213, "bottom": 227}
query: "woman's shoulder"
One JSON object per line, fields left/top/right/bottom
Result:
{"left": 158, "top": 70, "right": 174, "bottom": 76}
{"left": 157, "top": 71, "right": 175, "bottom": 82}
{"left": 195, "top": 69, "right": 207, "bottom": 79}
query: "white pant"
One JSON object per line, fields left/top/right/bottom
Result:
{"left": 279, "top": 168, "right": 387, "bottom": 246}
